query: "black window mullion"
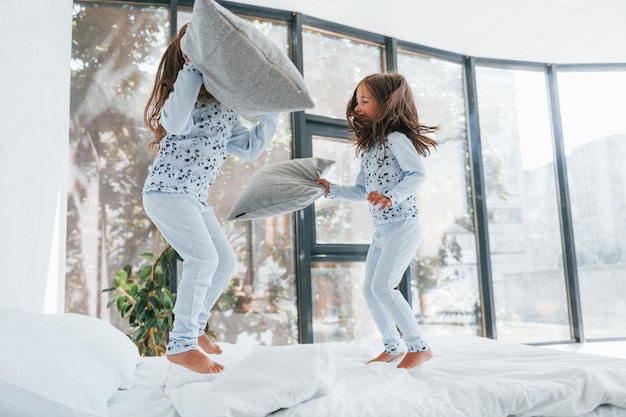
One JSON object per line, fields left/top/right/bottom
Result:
{"left": 289, "top": 11, "right": 315, "bottom": 344}
{"left": 464, "top": 57, "right": 497, "bottom": 339}
{"left": 385, "top": 37, "right": 397, "bottom": 73}
{"left": 546, "top": 64, "right": 584, "bottom": 342}
{"left": 169, "top": 0, "right": 178, "bottom": 39}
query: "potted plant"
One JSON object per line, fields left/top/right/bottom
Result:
{"left": 104, "top": 232, "right": 178, "bottom": 356}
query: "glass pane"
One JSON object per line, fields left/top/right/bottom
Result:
{"left": 303, "top": 28, "right": 383, "bottom": 119}
{"left": 68, "top": 3, "right": 170, "bottom": 325}
{"left": 177, "top": 9, "right": 191, "bottom": 28}
{"left": 397, "top": 52, "right": 480, "bottom": 337}
{"left": 476, "top": 67, "right": 569, "bottom": 343}
{"left": 313, "top": 136, "right": 373, "bottom": 244}
{"left": 557, "top": 70, "right": 626, "bottom": 339}
{"left": 312, "top": 262, "right": 379, "bottom": 342}
{"left": 70, "top": 4, "right": 298, "bottom": 345}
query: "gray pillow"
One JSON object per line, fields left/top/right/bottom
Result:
{"left": 227, "top": 158, "right": 335, "bottom": 221}
{"left": 181, "top": 0, "right": 315, "bottom": 122}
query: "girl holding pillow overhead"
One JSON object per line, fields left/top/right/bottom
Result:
{"left": 142, "top": 24, "right": 279, "bottom": 373}
{"left": 317, "top": 73, "right": 438, "bottom": 369}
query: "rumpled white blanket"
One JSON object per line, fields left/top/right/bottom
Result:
{"left": 276, "top": 336, "right": 626, "bottom": 417}
{"left": 165, "top": 336, "right": 626, "bottom": 417}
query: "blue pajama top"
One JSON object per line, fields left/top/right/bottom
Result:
{"left": 142, "top": 62, "right": 279, "bottom": 203}
{"left": 327, "top": 131, "right": 427, "bottom": 226}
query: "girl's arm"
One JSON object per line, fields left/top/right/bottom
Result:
{"left": 385, "top": 132, "right": 428, "bottom": 206}
{"left": 325, "top": 166, "right": 368, "bottom": 202}
{"left": 161, "top": 62, "right": 203, "bottom": 135}
{"left": 226, "top": 113, "right": 280, "bottom": 162}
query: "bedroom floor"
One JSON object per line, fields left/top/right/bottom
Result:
{"left": 544, "top": 341, "right": 626, "bottom": 359}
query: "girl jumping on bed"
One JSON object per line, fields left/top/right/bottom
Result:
{"left": 317, "top": 73, "right": 438, "bottom": 369}
{"left": 142, "top": 24, "right": 279, "bottom": 373}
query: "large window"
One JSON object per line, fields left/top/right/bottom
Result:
{"left": 69, "top": 3, "right": 298, "bottom": 345}
{"left": 398, "top": 52, "right": 480, "bottom": 337}
{"left": 68, "top": 3, "right": 170, "bottom": 324}
{"left": 475, "top": 67, "right": 569, "bottom": 343}
{"left": 304, "top": 27, "right": 386, "bottom": 344}
{"left": 69, "top": 0, "right": 626, "bottom": 348}
{"left": 557, "top": 70, "right": 626, "bottom": 340}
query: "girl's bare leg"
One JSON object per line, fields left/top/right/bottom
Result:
{"left": 397, "top": 349, "right": 433, "bottom": 369}
{"left": 198, "top": 334, "right": 222, "bottom": 354}
{"left": 167, "top": 349, "right": 223, "bottom": 373}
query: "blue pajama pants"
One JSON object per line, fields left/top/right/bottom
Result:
{"left": 364, "top": 219, "right": 429, "bottom": 354}
{"left": 143, "top": 191, "right": 236, "bottom": 355}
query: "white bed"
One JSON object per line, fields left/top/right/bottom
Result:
{"left": 2, "top": 311, "right": 626, "bottom": 417}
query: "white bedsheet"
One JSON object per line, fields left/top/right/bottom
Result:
{"left": 109, "top": 335, "right": 626, "bottom": 417}
{"left": 108, "top": 356, "right": 179, "bottom": 417}
{"left": 276, "top": 336, "right": 626, "bottom": 417}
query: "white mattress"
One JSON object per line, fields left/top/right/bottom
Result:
{"left": 108, "top": 335, "right": 626, "bottom": 417}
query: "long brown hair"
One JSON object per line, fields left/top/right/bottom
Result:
{"left": 144, "top": 24, "right": 188, "bottom": 153}
{"left": 144, "top": 24, "right": 214, "bottom": 153}
{"left": 346, "top": 73, "right": 438, "bottom": 157}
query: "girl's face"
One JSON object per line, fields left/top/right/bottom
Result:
{"left": 354, "top": 83, "right": 379, "bottom": 121}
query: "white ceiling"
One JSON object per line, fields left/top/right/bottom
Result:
{"left": 232, "top": 0, "right": 626, "bottom": 64}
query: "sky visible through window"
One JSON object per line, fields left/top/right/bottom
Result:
{"left": 515, "top": 70, "right": 626, "bottom": 170}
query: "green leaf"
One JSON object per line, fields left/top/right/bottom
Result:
{"left": 123, "top": 264, "right": 133, "bottom": 277}
{"left": 135, "top": 298, "right": 147, "bottom": 319}
{"left": 139, "top": 265, "right": 152, "bottom": 279}
{"left": 112, "top": 276, "right": 122, "bottom": 288}
{"left": 132, "top": 326, "right": 147, "bottom": 342}
{"left": 161, "top": 290, "right": 174, "bottom": 310}
{"left": 129, "top": 283, "right": 139, "bottom": 297}
{"left": 155, "top": 271, "right": 166, "bottom": 288}
{"left": 116, "top": 296, "right": 126, "bottom": 313}
{"left": 145, "top": 316, "right": 157, "bottom": 330}
{"left": 148, "top": 296, "right": 159, "bottom": 310}
{"left": 123, "top": 303, "right": 134, "bottom": 316}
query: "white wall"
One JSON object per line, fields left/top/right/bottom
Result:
{"left": 0, "top": 0, "right": 73, "bottom": 313}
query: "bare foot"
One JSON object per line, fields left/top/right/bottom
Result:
{"left": 367, "top": 351, "right": 406, "bottom": 364}
{"left": 167, "top": 349, "right": 224, "bottom": 373}
{"left": 397, "top": 349, "right": 433, "bottom": 369}
{"left": 198, "top": 334, "right": 222, "bottom": 355}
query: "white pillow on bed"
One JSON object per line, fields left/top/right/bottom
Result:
{"left": 168, "top": 344, "right": 335, "bottom": 417}
{"left": 39, "top": 312, "right": 140, "bottom": 389}
{"left": 0, "top": 311, "right": 120, "bottom": 417}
